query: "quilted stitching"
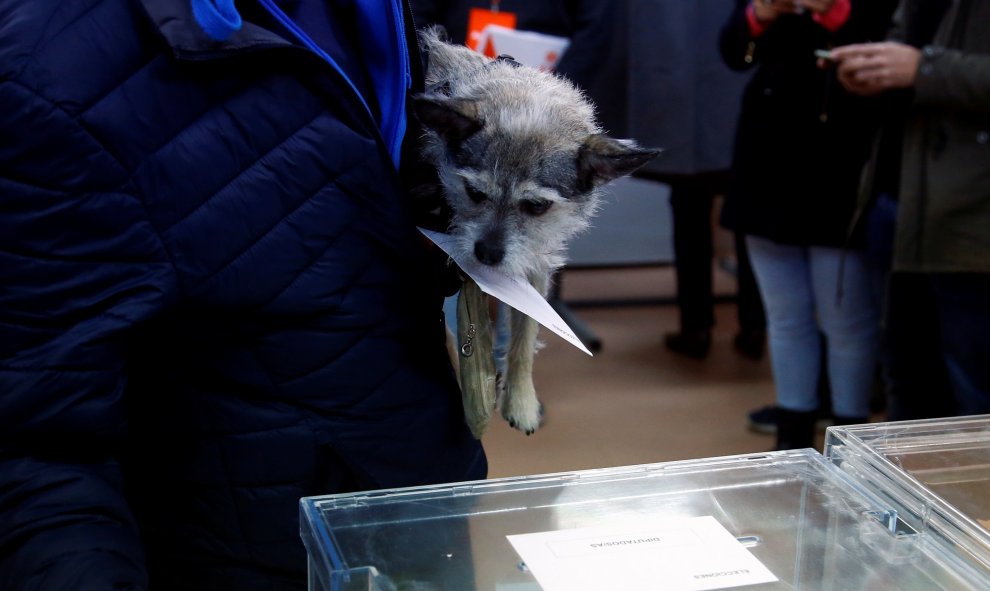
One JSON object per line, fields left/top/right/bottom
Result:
{"left": 0, "top": 2, "right": 485, "bottom": 589}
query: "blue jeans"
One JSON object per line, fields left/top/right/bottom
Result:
{"left": 746, "top": 237, "right": 881, "bottom": 418}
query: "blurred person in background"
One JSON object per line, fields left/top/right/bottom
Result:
{"left": 0, "top": 1, "right": 485, "bottom": 589}
{"left": 832, "top": 0, "right": 990, "bottom": 419}
{"left": 719, "top": 0, "right": 899, "bottom": 449}
{"left": 628, "top": 0, "right": 766, "bottom": 361}
{"left": 409, "top": 0, "right": 616, "bottom": 93}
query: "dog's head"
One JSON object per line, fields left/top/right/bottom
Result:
{"left": 413, "top": 28, "right": 659, "bottom": 280}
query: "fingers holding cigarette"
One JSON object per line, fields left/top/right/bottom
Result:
{"left": 828, "top": 42, "right": 922, "bottom": 95}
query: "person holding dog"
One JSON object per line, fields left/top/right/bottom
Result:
{"left": 718, "top": 0, "right": 899, "bottom": 450}
{"left": 0, "top": 1, "right": 486, "bottom": 589}
{"left": 830, "top": 0, "right": 990, "bottom": 419}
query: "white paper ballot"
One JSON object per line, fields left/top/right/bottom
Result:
{"left": 506, "top": 516, "right": 777, "bottom": 591}
{"left": 419, "top": 228, "right": 592, "bottom": 356}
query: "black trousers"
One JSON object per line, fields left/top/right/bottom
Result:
{"left": 667, "top": 174, "right": 765, "bottom": 334}
{"left": 884, "top": 272, "right": 990, "bottom": 420}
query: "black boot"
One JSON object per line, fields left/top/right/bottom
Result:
{"left": 775, "top": 408, "right": 817, "bottom": 451}
{"left": 664, "top": 329, "right": 711, "bottom": 359}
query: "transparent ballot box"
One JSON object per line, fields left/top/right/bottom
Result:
{"left": 825, "top": 415, "right": 990, "bottom": 584}
{"left": 300, "top": 449, "right": 989, "bottom": 590}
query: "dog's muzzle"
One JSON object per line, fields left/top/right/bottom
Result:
{"left": 474, "top": 239, "right": 505, "bottom": 266}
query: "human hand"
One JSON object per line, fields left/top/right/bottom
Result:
{"left": 751, "top": 0, "right": 804, "bottom": 24}
{"left": 797, "top": 0, "right": 835, "bottom": 14}
{"left": 831, "top": 42, "right": 921, "bottom": 96}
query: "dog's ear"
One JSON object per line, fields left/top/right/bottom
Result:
{"left": 412, "top": 95, "right": 484, "bottom": 147}
{"left": 576, "top": 135, "right": 660, "bottom": 192}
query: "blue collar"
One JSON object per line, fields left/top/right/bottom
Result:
{"left": 189, "top": 0, "right": 410, "bottom": 168}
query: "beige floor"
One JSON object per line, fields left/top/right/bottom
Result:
{"left": 481, "top": 265, "right": 785, "bottom": 479}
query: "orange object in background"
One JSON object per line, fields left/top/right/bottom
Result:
{"left": 466, "top": 7, "right": 516, "bottom": 56}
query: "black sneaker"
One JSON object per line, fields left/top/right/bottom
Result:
{"left": 747, "top": 405, "right": 778, "bottom": 435}
{"left": 747, "top": 405, "right": 834, "bottom": 435}
{"left": 664, "top": 330, "right": 711, "bottom": 360}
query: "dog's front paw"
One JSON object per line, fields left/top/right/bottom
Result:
{"left": 500, "top": 379, "right": 544, "bottom": 435}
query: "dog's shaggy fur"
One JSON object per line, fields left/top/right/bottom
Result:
{"left": 413, "top": 28, "right": 658, "bottom": 434}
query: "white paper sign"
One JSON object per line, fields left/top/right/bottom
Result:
{"left": 419, "top": 228, "right": 592, "bottom": 356}
{"left": 506, "top": 516, "right": 777, "bottom": 591}
{"left": 478, "top": 25, "right": 571, "bottom": 72}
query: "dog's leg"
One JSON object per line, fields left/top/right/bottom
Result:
{"left": 499, "top": 273, "right": 549, "bottom": 434}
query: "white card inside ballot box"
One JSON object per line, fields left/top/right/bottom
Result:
{"left": 507, "top": 516, "right": 777, "bottom": 591}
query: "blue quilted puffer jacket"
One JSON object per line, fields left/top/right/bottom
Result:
{"left": 0, "top": 1, "right": 486, "bottom": 590}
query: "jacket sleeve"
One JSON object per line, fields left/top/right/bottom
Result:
{"left": 719, "top": 0, "right": 759, "bottom": 72}
{"left": 0, "top": 78, "right": 176, "bottom": 591}
{"left": 914, "top": 48, "right": 990, "bottom": 114}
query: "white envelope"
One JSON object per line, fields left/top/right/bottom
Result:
{"left": 419, "top": 228, "right": 592, "bottom": 356}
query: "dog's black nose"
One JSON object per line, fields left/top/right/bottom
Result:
{"left": 474, "top": 240, "right": 504, "bottom": 266}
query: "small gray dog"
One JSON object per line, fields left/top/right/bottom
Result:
{"left": 413, "top": 28, "right": 658, "bottom": 435}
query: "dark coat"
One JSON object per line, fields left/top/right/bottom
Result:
{"left": 409, "top": 0, "right": 617, "bottom": 92}
{"left": 627, "top": 0, "right": 752, "bottom": 179}
{"left": 891, "top": 0, "right": 990, "bottom": 273}
{"left": 0, "top": 1, "right": 485, "bottom": 590}
{"left": 719, "top": 0, "right": 898, "bottom": 247}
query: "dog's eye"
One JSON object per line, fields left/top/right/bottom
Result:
{"left": 465, "top": 186, "right": 487, "bottom": 203}
{"left": 521, "top": 199, "right": 552, "bottom": 216}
